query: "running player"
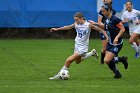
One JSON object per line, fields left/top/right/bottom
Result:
{"left": 90, "top": 0, "right": 127, "bottom": 64}
{"left": 121, "top": 1, "right": 140, "bottom": 58}
{"left": 98, "top": 0, "right": 116, "bottom": 64}
{"left": 100, "top": 3, "right": 128, "bottom": 78}
{"left": 49, "top": 12, "right": 108, "bottom": 80}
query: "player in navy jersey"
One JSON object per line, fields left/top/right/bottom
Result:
{"left": 90, "top": 0, "right": 127, "bottom": 65}
{"left": 100, "top": 3, "right": 128, "bottom": 79}
{"left": 98, "top": 0, "right": 116, "bottom": 64}
{"left": 90, "top": 0, "right": 116, "bottom": 64}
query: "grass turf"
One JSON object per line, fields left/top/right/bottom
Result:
{"left": 0, "top": 39, "right": 140, "bottom": 93}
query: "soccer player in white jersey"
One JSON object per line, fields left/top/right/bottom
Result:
{"left": 122, "top": 1, "right": 140, "bottom": 58}
{"left": 49, "top": 12, "right": 108, "bottom": 80}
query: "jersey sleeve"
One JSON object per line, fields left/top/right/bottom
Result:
{"left": 121, "top": 12, "right": 125, "bottom": 21}
{"left": 136, "top": 10, "right": 140, "bottom": 16}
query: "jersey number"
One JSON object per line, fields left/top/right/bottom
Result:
{"left": 78, "top": 33, "right": 82, "bottom": 38}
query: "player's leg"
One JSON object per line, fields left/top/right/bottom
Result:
{"left": 114, "top": 56, "right": 128, "bottom": 69}
{"left": 49, "top": 52, "right": 81, "bottom": 80}
{"left": 104, "top": 44, "right": 127, "bottom": 78}
{"left": 129, "top": 33, "right": 140, "bottom": 58}
{"left": 100, "top": 33, "right": 107, "bottom": 64}
{"left": 104, "top": 51, "right": 121, "bottom": 78}
{"left": 75, "top": 49, "right": 98, "bottom": 64}
{"left": 101, "top": 40, "right": 107, "bottom": 64}
{"left": 64, "top": 52, "right": 81, "bottom": 68}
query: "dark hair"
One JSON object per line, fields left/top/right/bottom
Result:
{"left": 102, "top": 3, "right": 112, "bottom": 11}
{"left": 126, "top": 0, "right": 133, "bottom": 5}
{"left": 103, "top": 0, "right": 113, "bottom": 4}
{"left": 74, "top": 12, "right": 85, "bottom": 20}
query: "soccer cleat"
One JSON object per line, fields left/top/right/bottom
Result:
{"left": 49, "top": 74, "right": 59, "bottom": 80}
{"left": 121, "top": 56, "right": 128, "bottom": 69}
{"left": 135, "top": 52, "right": 139, "bottom": 58}
{"left": 114, "top": 73, "right": 122, "bottom": 79}
{"left": 91, "top": 49, "right": 99, "bottom": 59}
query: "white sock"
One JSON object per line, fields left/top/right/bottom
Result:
{"left": 60, "top": 66, "right": 68, "bottom": 71}
{"left": 82, "top": 51, "right": 93, "bottom": 60}
{"left": 114, "top": 57, "right": 118, "bottom": 62}
{"left": 131, "top": 42, "right": 138, "bottom": 52}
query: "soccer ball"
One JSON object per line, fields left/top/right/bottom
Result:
{"left": 59, "top": 70, "right": 70, "bottom": 80}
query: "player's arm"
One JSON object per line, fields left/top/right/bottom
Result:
{"left": 89, "top": 24, "right": 109, "bottom": 41}
{"left": 50, "top": 23, "right": 75, "bottom": 32}
{"left": 98, "top": 15, "right": 105, "bottom": 29}
{"left": 114, "top": 22, "right": 125, "bottom": 45}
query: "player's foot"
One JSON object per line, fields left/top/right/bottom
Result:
{"left": 49, "top": 74, "right": 59, "bottom": 80}
{"left": 114, "top": 73, "right": 122, "bottom": 79}
{"left": 121, "top": 56, "right": 128, "bottom": 69}
{"left": 91, "top": 49, "right": 99, "bottom": 59}
{"left": 135, "top": 52, "right": 139, "bottom": 58}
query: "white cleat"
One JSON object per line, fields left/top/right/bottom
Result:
{"left": 91, "top": 49, "right": 99, "bottom": 59}
{"left": 49, "top": 74, "right": 59, "bottom": 80}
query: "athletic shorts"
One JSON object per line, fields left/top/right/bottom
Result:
{"left": 74, "top": 43, "right": 88, "bottom": 57}
{"left": 129, "top": 24, "right": 140, "bottom": 35}
{"left": 106, "top": 43, "right": 123, "bottom": 56}
{"left": 99, "top": 32, "right": 106, "bottom": 40}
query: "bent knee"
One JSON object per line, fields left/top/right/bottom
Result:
{"left": 129, "top": 38, "right": 134, "bottom": 44}
{"left": 75, "top": 61, "right": 80, "bottom": 64}
{"left": 104, "top": 58, "right": 110, "bottom": 64}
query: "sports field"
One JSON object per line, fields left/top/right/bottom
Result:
{"left": 0, "top": 39, "right": 140, "bottom": 93}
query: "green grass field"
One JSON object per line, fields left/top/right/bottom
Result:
{"left": 0, "top": 39, "right": 140, "bottom": 93}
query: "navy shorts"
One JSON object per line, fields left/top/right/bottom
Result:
{"left": 106, "top": 43, "right": 123, "bottom": 56}
{"left": 99, "top": 32, "right": 106, "bottom": 40}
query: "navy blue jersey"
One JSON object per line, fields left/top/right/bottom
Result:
{"left": 98, "top": 9, "right": 116, "bottom": 23}
{"left": 104, "top": 15, "right": 123, "bottom": 45}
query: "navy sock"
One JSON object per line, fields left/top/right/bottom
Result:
{"left": 101, "top": 52, "right": 105, "bottom": 63}
{"left": 107, "top": 58, "right": 120, "bottom": 75}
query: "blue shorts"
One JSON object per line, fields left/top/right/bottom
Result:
{"left": 106, "top": 43, "right": 123, "bottom": 56}
{"left": 99, "top": 32, "right": 106, "bottom": 40}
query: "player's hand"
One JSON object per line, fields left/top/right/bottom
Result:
{"left": 50, "top": 28, "right": 57, "bottom": 32}
{"left": 124, "top": 18, "right": 128, "bottom": 22}
{"left": 106, "top": 37, "right": 110, "bottom": 42}
{"left": 113, "top": 37, "right": 118, "bottom": 46}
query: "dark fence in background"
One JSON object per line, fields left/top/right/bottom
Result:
{"left": 0, "top": 27, "right": 129, "bottom": 39}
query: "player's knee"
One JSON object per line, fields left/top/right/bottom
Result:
{"left": 129, "top": 38, "right": 134, "bottom": 44}
{"left": 75, "top": 61, "right": 80, "bottom": 64}
{"left": 75, "top": 59, "right": 81, "bottom": 64}
{"left": 104, "top": 58, "right": 109, "bottom": 64}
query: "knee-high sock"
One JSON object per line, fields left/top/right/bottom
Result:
{"left": 82, "top": 51, "right": 93, "bottom": 60}
{"left": 131, "top": 42, "right": 138, "bottom": 52}
{"left": 101, "top": 52, "right": 105, "bottom": 62}
{"left": 107, "top": 59, "right": 120, "bottom": 74}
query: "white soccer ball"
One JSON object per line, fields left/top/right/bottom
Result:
{"left": 59, "top": 70, "right": 70, "bottom": 80}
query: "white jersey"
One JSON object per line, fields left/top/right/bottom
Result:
{"left": 122, "top": 9, "right": 140, "bottom": 34}
{"left": 74, "top": 21, "right": 91, "bottom": 55}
